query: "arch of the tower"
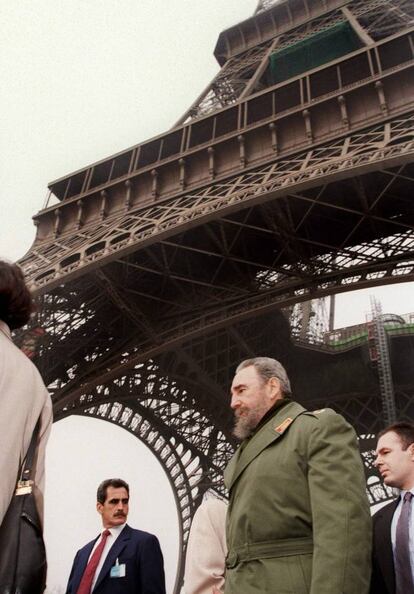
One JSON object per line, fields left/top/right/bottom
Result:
{"left": 50, "top": 349, "right": 238, "bottom": 593}
{"left": 43, "top": 303, "right": 414, "bottom": 495}
{"left": 57, "top": 391, "right": 230, "bottom": 594}
{"left": 43, "top": 310, "right": 412, "bottom": 568}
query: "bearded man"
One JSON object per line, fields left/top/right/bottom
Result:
{"left": 224, "top": 357, "right": 372, "bottom": 594}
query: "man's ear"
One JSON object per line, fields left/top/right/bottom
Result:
{"left": 268, "top": 376, "right": 282, "bottom": 402}
{"left": 96, "top": 501, "right": 103, "bottom": 516}
{"left": 408, "top": 443, "right": 414, "bottom": 460}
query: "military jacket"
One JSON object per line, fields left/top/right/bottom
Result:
{"left": 224, "top": 401, "right": 372, "bottom": 594}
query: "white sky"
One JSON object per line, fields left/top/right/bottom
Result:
{"left": 0, "top": 0, "right": 256, "bottom": 261}
{"left": 1, "top": 1, "right": 413, "bottom": 592}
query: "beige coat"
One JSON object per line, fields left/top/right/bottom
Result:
{"left": 0, "top": 320, "right": 52, "bottom": 525}
{"left": 184, "top": 497, "right": 227, "bottom": 594}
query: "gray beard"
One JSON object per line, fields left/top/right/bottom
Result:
{"left": 232, "top": 405, "right": 268, "bottom": 440}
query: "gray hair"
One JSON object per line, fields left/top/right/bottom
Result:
{"left": 236, "top": 357, "right": 292, "bottom": 396}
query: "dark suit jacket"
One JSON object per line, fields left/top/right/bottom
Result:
{"left": 370, "top": 499, "right": 399, "bottom": 594}
{"left": 66, "top": 524, "right": 166, "bottom": 594}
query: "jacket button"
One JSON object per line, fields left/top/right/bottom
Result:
{"left": 225, "top": 551, "right": 239, "bottom": 569}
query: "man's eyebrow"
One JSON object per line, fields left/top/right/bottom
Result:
{"left": 231, "top": 382, "right": 246, "bottom": 392}
{"left": 108, "top": 497, "right": 129, "bottom": 503}
{"left": 376, "top": 447, "right": 391, "bottom": 454}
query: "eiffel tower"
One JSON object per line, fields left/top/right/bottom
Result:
{"left": 20, "top": 0, "right": 414, "bottom": 590}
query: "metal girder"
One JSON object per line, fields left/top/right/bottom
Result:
{"left": 21, "top": 114, "right": 414, "bottom": 293}
{"left": 176, "top": 39, "right": 277, "bottom": 124}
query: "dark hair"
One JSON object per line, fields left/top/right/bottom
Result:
{"left": 378, "top": 421, "right": 414, "bottom": 450}
{"left": 97, "top": 478, "right": 129, "bottom": 504}
{"left": 0, "top": 260, "right": 33, "bottom": 330}
{"left": 236, "top": 357, "right": 292, "bottom": 396}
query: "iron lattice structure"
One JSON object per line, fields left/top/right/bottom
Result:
{"left": 20, "top": 0, "right": 414, "bottom": 590}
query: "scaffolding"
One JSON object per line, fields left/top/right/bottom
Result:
{"left": 368, "top": 297, "right": 397, "bottom": 425}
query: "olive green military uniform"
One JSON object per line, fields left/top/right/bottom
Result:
{"left": 224, "top": 400, "right": 371, "bottom": 594}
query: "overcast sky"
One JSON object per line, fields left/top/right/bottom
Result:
{"left": 2, "top": 1, "right": 413, "bottom": 592}
{"left": 1, "top": 0, "right": 256, "bottom": 262}
{"left": 1, "top": 2, "right": 258, "bottom": 591}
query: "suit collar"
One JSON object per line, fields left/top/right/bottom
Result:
{"left": 224, "top": 401, "right": 306, "bottom": 491}
{"left": 93, "top": 524, "right": 132, "bottom": 590}
{"left": 374, "top": 499, "right": 399, "bottom": 594}
{"left": 376, "top": 498, "right": 399, "bottom": 517}
{"left": 72, "top": 537, "right": 99, "bottom": 593}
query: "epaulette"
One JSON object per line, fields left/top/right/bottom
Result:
{"left": 302, "top": 407, "right": 335, "bottom": 419}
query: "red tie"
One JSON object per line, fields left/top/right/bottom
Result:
{"left": 77, "top": 529, "right": 111, "bottom": 594}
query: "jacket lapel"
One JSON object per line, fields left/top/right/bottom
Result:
{"left": 72, "top": 538, "right": 98, "bottom": 593}
{"left": 375, "top": 499, "right": 399, "bottom": 594}
{"left": 93, "top": 524, "right": 131, "bottom": 591}
{"left": 224, "top": 401, "right": 306, "bottom": 491}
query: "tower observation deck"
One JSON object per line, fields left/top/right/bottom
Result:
{"left": 19, "top": 0, "right": 414, "bottom": 590}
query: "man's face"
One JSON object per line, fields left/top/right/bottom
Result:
{"left": 230, "top": 365, "right": 281, "bottom": 440}
{"left": 97, "top": 486, "right": 129, "bottom": 529}
{"left": 374, "top": 431, "right": 414, "bottom": 490}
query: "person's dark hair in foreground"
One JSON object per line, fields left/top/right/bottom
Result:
{"left": 0, "top": 260, "right": 33, "bottom": 329}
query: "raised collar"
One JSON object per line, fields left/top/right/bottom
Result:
{"left": 224, "top": 401, "right": 306, "bottom": 491}
{"left": 252, "top": 397, "right": 292, "bottom": 435}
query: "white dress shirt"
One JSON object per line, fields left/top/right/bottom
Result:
{"left": 89, "top": 523, "right": 127, "bottom": 589}
{"left": 391, "top": 489, "right": 414, "bottom": 583}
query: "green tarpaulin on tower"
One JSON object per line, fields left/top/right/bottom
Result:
{"left": 269, "top": 22, "right": 362, "bottom": 84}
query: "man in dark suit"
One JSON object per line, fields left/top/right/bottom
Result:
{"left": 371, "top": 422, "right": 414, "bottom": 594}
{"left": 66, "top": 478, "right": 166, "bottom": 594}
